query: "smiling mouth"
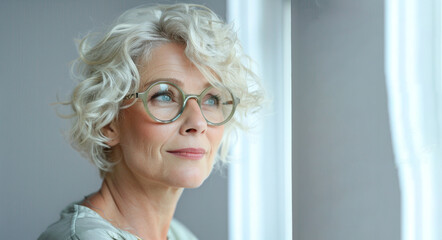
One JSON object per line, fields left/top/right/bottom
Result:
{"left": 167, "top": 148, "right": 206, "bottom": 160}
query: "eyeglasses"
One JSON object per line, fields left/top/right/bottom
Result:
{"left": 124, "top": 81, "right": 240, "bottom": 126}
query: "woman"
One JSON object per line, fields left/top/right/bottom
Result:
{"left": 38, "top": 3, "right": 263, "bottom": 240}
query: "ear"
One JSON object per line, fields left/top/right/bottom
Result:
{"left": 102, "top": 120, "right": 120, "bottom": 147}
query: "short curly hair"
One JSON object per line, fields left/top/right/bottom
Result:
{"left": 65, "top": 3, "right": 264, "bottom": 176}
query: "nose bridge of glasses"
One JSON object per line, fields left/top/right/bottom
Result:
{"left": 181, "top": 94, "right": 207, "bottom": 120}
{"left": 183, "top": 95, "right": 202, "bottom": 113}
{"left": 183, "top": 94, "right": 200, "bottom": 106}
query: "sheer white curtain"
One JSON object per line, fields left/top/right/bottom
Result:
{"left": 227, "top": 0, "right": 292, "bottom": 240}
{"left": 385, "top": 0, "right": 442, "bottom": 240}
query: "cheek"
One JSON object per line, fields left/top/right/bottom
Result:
{"left": 118, "top": 106, "right": 173, "bottom": 156}
{"left": 208, "top": 126, "right": 224, "bottom": 151}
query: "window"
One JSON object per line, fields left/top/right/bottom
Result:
{"left": 227, "top": 0, "right": 292, "bottom": 239}
{"left": 385, "top": 0, "right": 442, "bottom": 239}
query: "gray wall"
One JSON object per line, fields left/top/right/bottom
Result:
{"left": 292, "top": 0, "right": 401, "bottom": 240}
{"left": 0, "top": 1, "right": 227, "bottom": 240}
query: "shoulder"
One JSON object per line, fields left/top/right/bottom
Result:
{"left": 168, "top": 219, "right": 198, "bottom": 240}
{"left": 38, "top": 203, "right": 137, "bottom": 240}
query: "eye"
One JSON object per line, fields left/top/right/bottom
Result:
{"left": 151, "top": 91, "right": 173, "bottom": 103}
{"left": 203, "top": 94, "right": 220, "bottom": 107}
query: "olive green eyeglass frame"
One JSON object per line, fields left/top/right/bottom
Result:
{"left": 124, "top": 81, "right": 240, "bottom": 126}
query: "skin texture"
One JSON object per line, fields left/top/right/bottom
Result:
{"left": 83, "top": 43, "right": 224, "bottom": 240}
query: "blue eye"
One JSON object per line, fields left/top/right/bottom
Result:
{"left": 204, "top": 95, "right": 220, "bottom": 106}
{"left": 157, "top": 94, "right": 171, "bottom": 102}
{"left": 151, "top": 91, "right": 173, "bottom": 103}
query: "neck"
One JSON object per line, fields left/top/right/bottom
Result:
{"left": 83, "top": 165, "right": 183, "bottom": 240}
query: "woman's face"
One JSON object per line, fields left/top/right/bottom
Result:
{"left": 111, "top": 43, "right": 224, "bottom": 189}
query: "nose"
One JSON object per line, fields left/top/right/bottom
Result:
{"left": 179, "top": 98, "right": 207, "bottom": 135}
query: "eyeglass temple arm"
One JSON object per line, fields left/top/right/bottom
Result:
{"left": 222, "top": 97, "right": 240, "bottom": 106}
{"left": 123, "top": 93, "right": 140, "bottom": 100}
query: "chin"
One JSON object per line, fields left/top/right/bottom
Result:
{"left": 172, "top": 166, "right": 212, "bottom": 189}
{"left": 181, "top": 180, "right": 206, "bottom": 189}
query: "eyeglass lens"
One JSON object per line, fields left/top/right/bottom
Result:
{"left": 145, "top": 82, "right": 234, "bottom": 124}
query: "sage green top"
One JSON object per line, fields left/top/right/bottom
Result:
{"left": 38, "top": 201, "right": 198, "bottom": 240}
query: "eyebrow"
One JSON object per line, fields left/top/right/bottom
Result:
{"left": 141, "top": 77, "right": 213, "bottom": 91}
{"left": 141, "top": 78, "right": 182, "bottom": 90}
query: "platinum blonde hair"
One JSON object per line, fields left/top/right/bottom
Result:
{"left": 66, "top": 3, "right": 264, "bottom": 176}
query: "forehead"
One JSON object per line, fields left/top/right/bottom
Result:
{"left": 138, "top": 43, "right": 210, "bottom": 90}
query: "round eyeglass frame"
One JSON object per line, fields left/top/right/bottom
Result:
{"left": 124, "top": 81, "right": 240, "bottom": 126}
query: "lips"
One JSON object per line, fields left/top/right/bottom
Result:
{"left": 167, "top": 148, "right": 206, "bottom": 160}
